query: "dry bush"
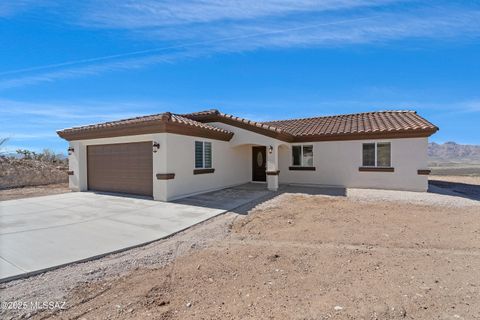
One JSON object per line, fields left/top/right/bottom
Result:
{"left": 0, "top": 148, "right": 68, "bottom": 189}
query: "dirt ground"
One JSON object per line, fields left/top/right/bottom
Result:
{"left": 1, "top": 180, "right": 479, "bottom": 320}
{"left": 0, "top": 183, "right": 70, "bottom": 201}
{"left": 0, "top": 175, "right": 475, "bottom": 202}
{"left": 429, "top": 165, "right": 480, "bottom": 177}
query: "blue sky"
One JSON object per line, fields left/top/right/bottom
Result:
{"left": 0, "top": 0, "right": 479, "bottom": 154}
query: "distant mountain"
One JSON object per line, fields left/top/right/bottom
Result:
{"left": 429, "top": 142, "right": 480, "bottom": 164}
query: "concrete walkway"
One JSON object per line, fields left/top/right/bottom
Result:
{"left": 0, "top": 184, "right": 271, "bottom": 282}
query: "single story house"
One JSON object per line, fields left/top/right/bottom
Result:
{"left": 57, "top": 109, "right": 438, "bottom": 201}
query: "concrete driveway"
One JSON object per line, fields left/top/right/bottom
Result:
{"left": 0, "top": 185, "right": 271, "bottom": 281}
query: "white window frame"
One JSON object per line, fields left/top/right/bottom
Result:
{"left": 362, "top": 142, "right": 391, "bottom": 167}
{"left": 292, "top": 144, "right": 314, "bottom": 167}
{"left": 195, "top": 141, "right": 212, "bottom": 169}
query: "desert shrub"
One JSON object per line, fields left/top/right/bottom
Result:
{"left": 16, "top": 149, "right": 33, "bottom": 159}
{"left": 15, "top": 148, "right": 66, "bottom": 164}
{"left": 0, "top": 157, "right": 68, "bottom": 189}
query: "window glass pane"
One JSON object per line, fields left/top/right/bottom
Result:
{"left": 195, "top": 141, "right": 203, "bottom": 168}
{"left": 377, "top": 142, "right": 391, "bottom": 167}
{"left": 303, "top": 145, "right": 313, "bottom": 166}
{"left": 292, "top": 146, "right": 301, "bottom": 166}
{"left": 204, "top": 142, "right": 212, "bottom": 168}
{"left": 256, "top": 151, "right": 263, "bottom": 167}
{"left": 362, "top": 143, "right": 375, "bottom": 166}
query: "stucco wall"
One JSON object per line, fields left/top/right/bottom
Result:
{"left": 68, "top": 132, "right": 254, "bottom": 201}
{"left": 163, "top": 133, "right": 251, "bottom": 200}
{"left": 163, "top": 122, "right": 292, "bottom": 199}
{"left": 208, "top": 122, "right": 284, "bottom": 148}
{"left": 67, "top": 134, "right": 166, "bottom": 199}
{"left": 278, "top": 137, "right": 429, "bottom": 191}
{"left": 207, "top": 122, "right": 287, "bottom": 191}
{"left": 67, "top": 127, "right": 430, "bottom": 201}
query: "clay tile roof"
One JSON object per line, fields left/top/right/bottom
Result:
{"left": 58, "top": 109, "right": 438, "bottom": 142}
{"left": 182, "top": 109, "right": 293, "bottom": 139}
{"left": 170, "top": 114, "right": 231, "bottom": 134}
{"left": 182, "top": 109, "right": 220, "bottom": 118}
{"left": 57, "top": 112, "right": 232, "bottom": 136}
{"left": 217, "top": 112, "right": 287, "bottom": 134}
{"left": 262, "top": 110, "right": 438, "bottom": 139}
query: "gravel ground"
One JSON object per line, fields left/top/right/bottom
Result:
{"left": 345, "top": 175, "right": 480, "bottom": 207}
{"left": 347, "top": 186, "right": 478, "bottom": 207}
{"left": 1, "top": 178, "right": 479, "bottom": 319}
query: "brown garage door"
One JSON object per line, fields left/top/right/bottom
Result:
{"left": 87, "top": 142, "right": 153, "bottom": 197}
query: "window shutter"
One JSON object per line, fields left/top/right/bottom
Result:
{"left": 292, "top": 146, "right": 301, "bottom": 166}
{"left": 204, "top": 142, "right": 212, "bottom": 168}
{"left": 195, "top": 141, "right": 203, "bottom": 168}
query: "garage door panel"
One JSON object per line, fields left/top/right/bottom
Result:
{"left": 87, "top": 142, "right": 153, "bottom": 197}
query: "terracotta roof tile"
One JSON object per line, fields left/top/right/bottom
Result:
{"left": 182, "top": 109, "right": 294, "bottom": 141}
{"left": 262, "top": 111, "right": 438, "bottom": 138}
{"left": 58, "top": 112, "right": 231, "bottom": 135}
{"left": 183, "top": 109, "right": 287, "bottom": 134}
{"left": 58, "top": 109, "right": 438, "bottom": 142}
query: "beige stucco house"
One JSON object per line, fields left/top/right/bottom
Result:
{"left": 57, "top": 109, "right": 438, "bottom": 201}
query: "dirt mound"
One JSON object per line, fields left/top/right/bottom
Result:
{"left": 9, "top": 192, "right": 478, "bottom": 320}
{"left": 0, "top": 157, "right": 68, "bottom": 189}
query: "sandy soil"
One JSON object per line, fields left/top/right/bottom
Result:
{"left": 0, "top": 183, "right": 70, "bottom": 201}
{"left": 2, "top": 185, "right": 479, "bottom": 320}
{"left": 429, "top": 166, "right": 480, "bottom": 177}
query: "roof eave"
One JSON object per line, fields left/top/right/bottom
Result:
{"left": 184, "top": 113, "right": 295, "bottom": 142}
{"left": 292, "top": 128, "right": 438, "bottom": 142}
{"left": 57, "top": 121, "right": 233, "bottom": 142}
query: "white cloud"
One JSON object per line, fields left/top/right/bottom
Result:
{"left": 463, "top": 100, "right": 480, "bottom": 113}
{"left": 438, "top": 99, "right": 480, "bottom": 115}
{"left": 0, "top": 132, "right": 57, "bottom": 139}
{"left": 0, "top": 98, "right": 172, "bottom": 152}
{"left": 0, "top": 98, "right": 163, "bottom": 121}
{"left": 0, "top": 0, "right": 54, "bottom": 17}
{"left": 0, "top": 1, "right": 479, "bottom": 89}
{"left": 78, "top": 0, "right": 393, "bottom": 28}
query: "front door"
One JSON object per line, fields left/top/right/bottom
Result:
{"left": 252, "top": 146, "right": 267, "bottom": 182}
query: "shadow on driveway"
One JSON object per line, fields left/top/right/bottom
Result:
{"left": 174, "top": 183, "right": 346, "bottom": 215}
{"left": 0, "top": 183, "right": 345, "bottom": 282}
{"left": 428, "top": 180, "right": 480, "bottom": 202}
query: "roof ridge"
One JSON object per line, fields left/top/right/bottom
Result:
{"left": 263, "top": 110, "right": 418, "bottom": 124}
{"left": 59, "top": 111, "right": 232, "bottom": 135}
{"left": 170, "top": 113, "right": 234, "bottom": 133}
{"left": 59, "top": 112, "right": 169, "bottom": 132}
{"left": 217, "top": 111, "right": 288, "bottom": 134}
{"left": 182, "top": 109, "right": 220, "bottom": 116}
